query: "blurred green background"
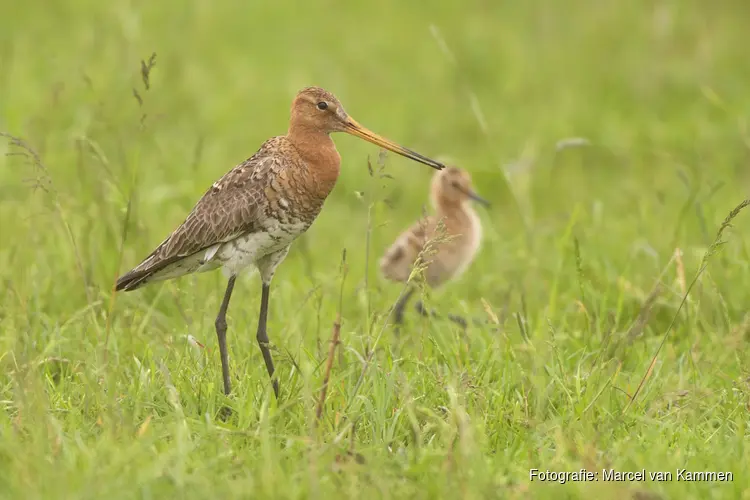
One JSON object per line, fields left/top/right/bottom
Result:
{"left": 2, "top": 0, "right": 750, "bottom": 498}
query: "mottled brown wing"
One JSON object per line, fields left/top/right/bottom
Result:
{"left": 379, "top": 215, "right": 437, "bottom": 283}
{"left": 116, "top": 139, "right": 283, "bottom": 291}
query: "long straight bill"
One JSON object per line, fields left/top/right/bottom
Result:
{"left": 344, "top": 117, "right": 445, "bottom": 170}
{"left": 457, "top": 186, "right": 491, "bottom": 207}
{"left": 466, "top": 190, "right": 491, "bottom": 207}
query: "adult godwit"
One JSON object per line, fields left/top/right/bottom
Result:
{"left": 379, "top": 166, "right": 488, "bottom": 325}
{"left": 116, "top": 86, "right": 445, "bottom": 399}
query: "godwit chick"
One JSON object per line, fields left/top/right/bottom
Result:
{"left": 379, "top": 166, "right": 488, "bottom": 325}
{"left": 116, "top": 86, "right": 445, "bottom": 399}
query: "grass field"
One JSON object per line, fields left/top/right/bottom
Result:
{"left": 2, "top": 0, "right": 750, "bottom": 498}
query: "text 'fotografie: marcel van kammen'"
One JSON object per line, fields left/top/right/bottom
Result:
{"left": 530, "top": 469, "right": 734, "bottom": 484}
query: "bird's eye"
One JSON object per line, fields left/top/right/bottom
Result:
{"left": 451, "top": 181, "right": 460, "bottom": 188}
{"left": 317, "top": 101, "right": 328, "bottom": 110}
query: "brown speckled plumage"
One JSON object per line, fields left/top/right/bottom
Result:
{"left": 115, "top": 86, "right": 445, "bottom": 400}
{"left": 115, "top": 136, "right": 333, "bottom": 291}
{"left": 381, "top": 166, "right": 489, "bottom": 325}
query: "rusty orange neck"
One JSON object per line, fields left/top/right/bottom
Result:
{"left": 287, "top": 125, "right": 341, "bottom": 198}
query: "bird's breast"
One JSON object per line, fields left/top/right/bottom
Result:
{"left": 444, "top": 207, "right": 483, "bottom": 280}
{"left": 265, "top": 160, "right": 338, "bottom": 225}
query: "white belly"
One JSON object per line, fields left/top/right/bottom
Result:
{"left": 446, "top": 209, "right": 483, "bottom": 281}
{"left": 141, "top": 220, "right": 308, "bottom": 285}
{"left": 215, "top": 221, "right": 307, "bottom": 276}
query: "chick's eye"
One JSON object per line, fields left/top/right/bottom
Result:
{"left": 317, "top": 101, "right": 328, "bottom": 110}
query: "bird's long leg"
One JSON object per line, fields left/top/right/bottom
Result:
{"left": 393, "top": 286, "right": 416, "bottom": 326}
{"left": 215, "top": 275, "right": 237, "bottom": 396}
{"left": 257, "top": 282, "right": 279, "bottom": 399}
